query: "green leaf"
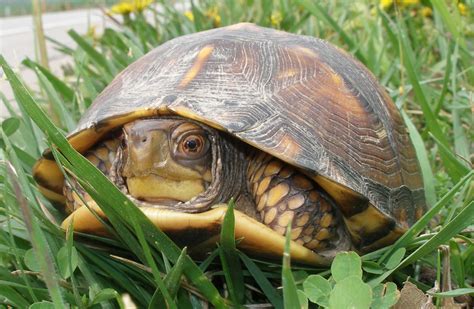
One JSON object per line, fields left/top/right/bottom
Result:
{"left": 371, "top": 282, "right": 399, "bottom": 309}
{"left": 91, "top": 288, "right": 119, "bottom": 305}
{"left": 329, "top": 276, "right": 372, "bottom": 309}
{"left": 282, "top": 225, "right": 301, "bottom": 309}
{"left": 297, "top": 290, "right": 309, "bottom": 309}
{"left": 2, "top": 117, "right": 20, "bottom": 136}
{"left": 331, "top": 251, "right": 362, "bottom": 282}
{"left": 219, "top": 199, "right": 245, "bottom": 305}
{"left": 57, "top": 246, "right": 78, "bottom": 279}
{"left": 24, "top": 248, "right": 41, "bottom": 272}
{"left": 362, "top": 261, "right": 384, "bottom": 275}
{"left": 29, "top": 301, "right": 55, "bottom": 309}
{"left": 384, "top": 248, "right": 405, "bottom": 270}
{"left": 303, "top": 275, "right": 331, "bottom": 307}
{"left": 429, "top": 288, "right": 474, "bottom": 297}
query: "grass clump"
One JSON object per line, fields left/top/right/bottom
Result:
{"left": 0, "top": 0, "right": 473, "bottom": 307}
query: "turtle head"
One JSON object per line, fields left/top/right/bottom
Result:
{"left": 119, "top": 118, "right": 213, "bottom": 205}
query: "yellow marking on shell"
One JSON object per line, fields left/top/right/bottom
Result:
{"left": 256, "top": 193, "right": 268, "bottom": 211}
{"left": 291, "top": 227, "right": 302, "bottom": 240}
{"left": 330, "top": 71, "right": 344, "bottom": 87}
{"left": 293, "top": 175, "right": 313, "bottom": 190}
{"left": 266, "top": 183, "right": 290, "bottom": 207}
{"left": 264, "top": 208, "right": 277, "bottom": 224}
{"left": 277, "top": 211, "right": 294, "bottom": 227}
{"left": 375, "top": 127, "right": 388, "bottom": 140}
{"left": 288, "top": 194, "right": 305, "bottom": 210}
{"left": 277, "top": 134, "right": 302, "bottom": 160}
{"left": 320, "top": 213, "right": 333, "bottom": 228}
{"left": 296, "top": 213, "right": 310, "bottom": 227}
{"left": 277, "top": 68, "right": 298, "bottom": 79}
{"left": 306, "top": 239, "right": 320, "bottom": 250}
{"left": 296, "top": 239, "right": 304, "bottom": 245}
{"left": 303, "top": 236, "right": 312, "bottom": 243}
{"left": 316, "top": 228, "right": 330, "bottom": 240}
{"left": 294, "top": 46, "right": 319, "bottom": 59}
{"left": 179, "top": 45, "right": 214, "bottom": 89}
{"left": 263, "top": 160, "right": 283, "bottom": 176}
{"left": 256, "top": 176, "right": 272, "bottom": 195}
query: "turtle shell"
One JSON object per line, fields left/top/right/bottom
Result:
{"left": 34, "top": 23, "right": 426, "bottom": 251}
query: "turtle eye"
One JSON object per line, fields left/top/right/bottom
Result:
{"left": 178, "top": 134, "right": 208, "bottom": 157}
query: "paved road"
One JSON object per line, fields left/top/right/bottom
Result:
{"left": 0, "top": 8, "right": 118, "bottom": 118}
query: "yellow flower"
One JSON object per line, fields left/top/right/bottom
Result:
{"left": 380, "top": 0, "right": 420, "bottom": 10}
{"left": 110, "top": 2, "right": 134, "bottom": 15}
{"left": 134, "top": 0, "right": 153, "bottom": 12}
{"left": 205, "top": 7, "right": 221, "bottom": 27}
{"left": 184, "top": 10, "right": 194, "bottom": 22}
{"left": 380, "top": 0, "right": 393, "bottom": 10}
{"left": 399, "top": 0, "right": 419, "bottom": 6}
{"left": 420, "top": 7, "right": 432, "bottom": 17}
{"left": 109, "top": 0, "right": 153, "bottom": 15}
{"left": 271, "top": 11, "right": 283, "bottom": 26}
{"left": 458, "top": 3, "right": 469, "bottom": 16}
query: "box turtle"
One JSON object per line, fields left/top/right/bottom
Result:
{"left": 33, "top": 23, "right": 426, "bottom": 265}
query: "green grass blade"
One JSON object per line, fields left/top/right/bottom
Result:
{"left": 239, "top": 252, "right": 283, "bottom": 309}
{"left": 397, "top": 16, "right": 465, "bottom": 182}
{"left": 68, "top": 30, "right": 115, "bottom": 82}
{"left": 4, "top": 160, "right": 66, "bottom": 308}
{"left": 0, "top": 286, "right": 31, "bottom": 308}
{"left": 282, "top": 225, "right": 301, "bottom": 308}
{"left": 22, "top": 59, "right": 75, "bottom": 104}
{"left": 149, "top": 247, "right": 188, "bottom": 308}
{"left": 219, "top": 200, "right": 245, "bottom": 306}
{"left": 401, "top": 111, "right": 436, "bottom": 206}
{"left": 430, "top": 0, "right": 474, "bottom": 83}
{"left": 35, "top": 69, "right": 76, "bottom": 131}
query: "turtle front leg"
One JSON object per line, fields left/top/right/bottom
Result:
{"left": 247, "top": 152, "right": 350, "bottom": 252}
